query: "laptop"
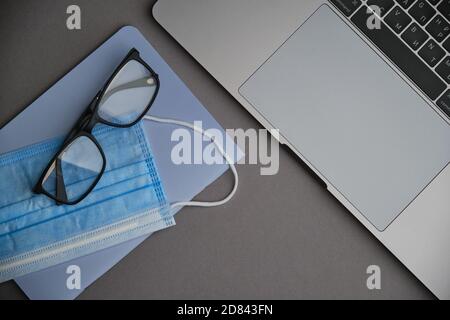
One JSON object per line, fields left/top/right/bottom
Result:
{"left": 153, "top": 0, "right": 450, "bottom": 298}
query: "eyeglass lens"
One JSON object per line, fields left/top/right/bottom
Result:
{"left": 41, "top": 135, "right": 104, "bottom": 203}
{"left": 97, "top": 60, "right": 157, "bottom": 126}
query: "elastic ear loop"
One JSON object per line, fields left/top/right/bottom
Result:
{"left": 143, "top": 115, "right": 239, "bottom": 211}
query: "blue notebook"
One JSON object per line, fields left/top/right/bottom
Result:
{"left": 0, "top": 26, "right": 242, "bottom": 299}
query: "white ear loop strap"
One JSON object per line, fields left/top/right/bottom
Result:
{"left": 143, "top": 115, "right": 239, "bottom": 210}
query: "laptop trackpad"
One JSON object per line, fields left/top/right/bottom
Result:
{"left": 239, "top": 5, "right": 450, "bottom": 231}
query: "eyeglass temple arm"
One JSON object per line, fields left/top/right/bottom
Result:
{"left": 63, "top": 77, "right": 154, "bottom": 139}
{"left": 64, "top": 77, "right": 153, "bottom": 139}
{"left": 99, "top": 77, "right": 156, "bottom": 106}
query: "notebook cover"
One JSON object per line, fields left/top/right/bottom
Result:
{"left": 0, "top": 26, "right": 242, "bottom": 299}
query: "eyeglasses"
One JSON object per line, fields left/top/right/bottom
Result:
{"left": 34, "top": 48, "right": 160, "bottom": 205}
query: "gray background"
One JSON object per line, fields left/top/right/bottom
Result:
{"left": 0, "top": 0, "right": 434, "bottom": 299}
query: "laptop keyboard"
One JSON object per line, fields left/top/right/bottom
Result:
{"left": 329, "top": 0, "right": 450, "bottom": 118}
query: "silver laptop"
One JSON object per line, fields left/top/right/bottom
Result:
{"left": 153, "top": 0, "right": 450, "bottom": 298}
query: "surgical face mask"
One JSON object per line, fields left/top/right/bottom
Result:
{"left": 0, "top": 115, "right": 238, "bottom": 283}
{"left": 0, "top": 123, "right": 174, "bottom": 282}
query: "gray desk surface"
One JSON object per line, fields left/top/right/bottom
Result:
{"left": 0, "top": 0, "right": 434, "bottom": 299}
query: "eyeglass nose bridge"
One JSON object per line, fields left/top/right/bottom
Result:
{"left": 83, "top": 114, "right": 99, "bottom": 133}
{"left": 80, "top": 92, "right": 103, "bottom": 133}
{"left": 89, "top": 90, "right": 102, "bottom": 111}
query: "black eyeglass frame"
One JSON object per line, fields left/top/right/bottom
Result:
{"left": 33, "top": 48, "right": 160, "bottom": 205}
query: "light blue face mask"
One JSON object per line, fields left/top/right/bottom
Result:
{"left": 0, "top": 122, "right": 174, "bottom": 282}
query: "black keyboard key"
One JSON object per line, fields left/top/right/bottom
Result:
{"left": 419, "top": 39, "right": 446, "bottom": 66}
{"left": 410, "top": 0, "right": 437, "bottom": 25}
{"left": 396, "top": 0, "right": 416, "bottom": 9}
{"left": 351, "top": 7, "right": 446, "bottom": 99}
{"left": 437, "top": 1, "right": 450, "bottom": 21}
{"left": 330, "top": 0, "right": 362, "bottom": 16}
{"left": 426, "top": 15, "right": 450, "bottom": 42}
{"left": 444, "top": 37, "right": 450, "bottom": 51}
{"left": 427, "top": 0, "right": 440, "bottom": 5}
{"left": 436, "top": 56, "right": 450, "bottom": 83}
{"left": 437, "top": 90, "right": 450, "bottom": 117}
{"left": 402, "top": 22, "right": 429, "bottom": 49}
{"left": 385, "top": 6, "right": 412, "bottom": 33}
{"left": 367, "top": 0, "right": 395, "bottom": 16}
